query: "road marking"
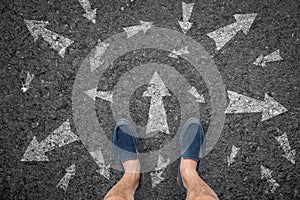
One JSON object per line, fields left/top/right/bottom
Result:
{"left": 168, "top": 46, "right": 190, "bottom": 58}
{"left": 24, "top": 20, "right": 74, "bottom": 58}
{"left": 21, "top": 71, "right": 34, "bottom": 93}
{"left": 226, "top": 91, "right": 288, "bottom": 121}
{"left": 90, "top": 149, "right": 110, "bottom": 179}
{"left": 90, "top": 39, "right": 110, "bottom": 71}
{"left": 143, "top": 72, "right": 170, "bottom": 134}
{"left": 207, "top": 13, "right": 257, "bottom": 51}
{"left": 85, "top": 88, "right": 113, "bottom": 103}
{"left": 56, "top": 164, "right": 76, "bottom": 191}
{"left": 178, "top": 2, "right": 194, "bottom": 34}
{"left": 227, "top": 145, "right": 240, "bottom": 166}
{"left": 261, "top": 165, "right": 279, "bottom": 193}
{"left": 275, "top": 133, "right": 296, "bottom": 164}
{"left": 150, "top": 154, "right": 171, "bottom": 188}
{"left": 253, "top": 49, "right": 283, "bottom": 67}
{"left": 78, "top": 0, "right": 97, "bottom": 23}
{"left": 21, "top": 119, "right": 79, "bottom": 161}
{"left": 123, "top": 21, "right": 153, "bottom": 38}
{"left": 188, "top": 86, "right": 205, "bottom": 103}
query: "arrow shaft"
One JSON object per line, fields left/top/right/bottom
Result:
{"left": 78, "top": 0, "right": 92, "bottom": 11}
{"left": 182, "top": 2, "right": 194, "bottom": 22}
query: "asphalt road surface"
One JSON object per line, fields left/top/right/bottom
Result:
{"left": 1, "top": 0, "right": 299, "bottom": 199}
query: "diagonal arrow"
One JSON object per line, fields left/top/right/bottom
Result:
{"left": 178, "top": 2, "right": 194, "bottom": 34}
{"left": 56, "top": 163, "right": 76, "bottom": 191}
{"left": 123, "top": 21, "right": 153, "bottom": 38}
{"left": 78, "top": 0, "right": 97, "bottom": 23}
{"left": 168, "top": 46, "right": 190, "bottom": 58}
{"left": 24, "top": 20, "right": 74, "bottom": 58}
{"left": 21, "top": 119, "right": 79, "bottom": 161}
{"left": 90, "top": 148, "right": 110, "bottom": 180}
{"left": 89, "top": 39, "right": 110, "bottom": 72}
{"left": 85, "top": 88, "right": 113, "bottom": 103}
{"left": 207, "top": 13, "right": 257, "bottom": 51}
{"left": 21, "top": 71, "right": 35, "bottom": 93}
{"left": 150, "top": 154, "right": 171, "bottom": 188}
{"left": 227, "top": 145, "right": 240, "bottom": 166}
{"left": 275, "top": 133, "right": 296, "bottom": 164}
{"left": 143, "top": 72, "right": 170, "bottom": 134}
{"left": 261, "top": 165, "right": 280, "bottom": 193}
{"left": 187, "top": 86, "right": 205, "bottom": 103}
{"left": 253, "top": 49, "right": 283, "bottom": 67}
{"left": 225, "top": 91, "right": 288, "bottom": 121}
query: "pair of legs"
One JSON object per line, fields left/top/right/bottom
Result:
{"left": 104, "top": 159, "right": 218, "bottom": 200}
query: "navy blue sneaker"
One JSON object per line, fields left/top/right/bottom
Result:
{"left": 177, "top": 118, "right": 206, "bottom": 191}
{"left": 113, "top": 119, "right": 144, "bottom": 190}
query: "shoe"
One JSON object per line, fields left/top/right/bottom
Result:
{"left": 113, "top": 119, "right": 144, "bottom": 190}
{"left": 177, "top": 118, "right": 206, "bottom": 192}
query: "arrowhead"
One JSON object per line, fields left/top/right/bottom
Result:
{"left": 21, "top": 136, "right": 49, "bottom": 161}
{"left": 262, "top": 93, "right": 288, "bottom": 121}
{"left": 150, "top": 155, "right": 170, "bottom": 188}
{"left": 140, "top": 21, "right": 153, "bottom": 32}
{"left": 83, "top": 8, "right": 97, "bottom": 23}
{"left": 187, "top": 87, "right": 205, "bottom": 103}
{"left": 253, "top": 54, "right": 265, "bottom": 66}
{"left": 143, "top": 72, "right": 170, "bottom": 97}
{"left": 178, "top": 21, "right": 193, "bottom": 34}
{"left": 96, "top": 165, "right": 110, "bottom": 180}
{"left": 123, "top": 21, "right": 153, "bottom": 38}
{"left": 282, "top": 149, "right": 296, "bottom": 164}
{"left": 261, "top": 165, "right": 272, "bottom": 179}
{"left": 233, "top": 13, "right": 257, "bottom": 34}
{"left": 85, "top": 88, "right": 113, "bottom": 103}
{"left": 24, "top": 20, "right": 49, "bottom": 42}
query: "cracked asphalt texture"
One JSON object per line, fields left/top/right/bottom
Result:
{"left": 1, "top": 0, "right": 299, "bottom": 199}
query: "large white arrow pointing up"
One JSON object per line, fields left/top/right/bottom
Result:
{"left": 207, "top": 13, "right": 257, "bottom": 51}
{"left": 226, "top": 91, "right": 288, "bottom": 121}
{"left": 275, "top": 133, "right": 296, "bottom": 164}
{"left": 24, "top": 20, "right": 74, "bottom": 58}
{"left": 143, "top": 72, "right": 170, "bottom": 134}
{"left": 21, "top": 119, "right": 79, "bottom": 161}
{"left": 178, "top": 2, "right": 194, "bottom": 34}
{"left": 78, "top": 0, "right": 97, "bottom": 23}
{"left": 123, "top": 21, "right": 153, "bottom": 38}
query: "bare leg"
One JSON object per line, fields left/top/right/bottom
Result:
{"left": 180, "top": 158, "right": 219, "bottom": 200}
{"left": 104, "top": 159, "right": 141, "bottom": 200}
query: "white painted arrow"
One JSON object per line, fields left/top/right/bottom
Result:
{"left": 21, "top": 71, "right": 35, "bottom": 93}
{"left": 123, "top": 21, "right": 153, "bottom": 38}
{"left": 207, "top": 13, "right": 257, "bottom": 51}
{"left": 261, "top": 165, "right": 279, "bottom": 193}
{"left": 275, "top": 133, "right": 296, "bottom": 164}
{"left": 24, "top": 20, "right": 74, "bottom": 58}
{"left": 253, "top": 49, "right": 283, "bottom": 67}
{"left": 90, "top": 149, "right": 110, "bottom": 180}
{"left": 85, "top": 88, "right": 113, "bottom": 103}
{"left": 21, "top": 119, "right": 79, "bottom": 161}
{"left": 227, "top": 145, "right": 240, "bottom": 166}
{"left": 150, "top": 154, "right": 171, "bottom": 188}
{"left": 78, "top": 0, "right": 97, "bottom": 23}
{"left": 90, "top": 39, "right": 110, "bottom": 71}
{"left": 225, "top": 91, "right": 288, "bottom": 121}
{"left": 57, "top": 163, "right": 76, "bottom": 191}
{"left": 188, "top": 86, "right": 205, "bottom": 103}
{"left": 143, "top": 72, "right": 170, "bottom": 134}
{"left": 168, "top": 46, "right": 190, "bottom": 58}
{"left": 178, "top": 2, "right": 194, "bottom": 34}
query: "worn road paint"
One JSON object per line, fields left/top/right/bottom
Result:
{"left": 188, "top": 86, "right": 205, "bottom": 103}
{"left": 90, "top": 149, "right": 110, "bottom": 179}
{"left": 78, "top": 0, "right": 97, "bottom": 23}
{"left": 275, "top": 133, "right": 296, "bottom": 164}
{"left": 24, "top": 20, "right": 74, "bottom": 58}
{"left": 90, "top": 39, "right": 109, "bottom": 71}
{"left": 21, "top": 119, "right": 79, "bottom": 161}
{"left": 143, "top": 72, "right": 170, "bottom": 134}
{"left": 150, "top": 154, "right": 171, "bottom": 188}
{"left": 261, "top": 165, "right": 280, "bottom": 193}
{"left": 85, "top": 88, "right": 113, "bottom": 103}
{"left": 56, "top": 164, "right": 76, "bottom": 191}
{"left": 207, "top": 13, "right": 257, "bottom": 51}
{"left": 253, "top": 49, "right": 283, "bottom": 67}
{"left": 227, "top": 145, "right": 240, "bottom": 166}
{"left": 226, "top": 91, "right": 288, "bottom": 121}
{"left": 21, "top": 71, "right": 34, "bottom": 93}
{"left": 168, "top": 46, "right": 190, "bottom": 58}
{"left": 123, "top": 21, "right": 153, "bottom": 38}
{"left": 178, "top": 2, "right": 194, "bottom": 34}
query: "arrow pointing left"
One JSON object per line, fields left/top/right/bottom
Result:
{"left": 78, "top": 0, "right": 97, "bottom": 23}
{"left": 24, "top": 20, "right": 74, "bottom": 58}
{"left": 21, "top": 119, "right": 79, "bottom": 161}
